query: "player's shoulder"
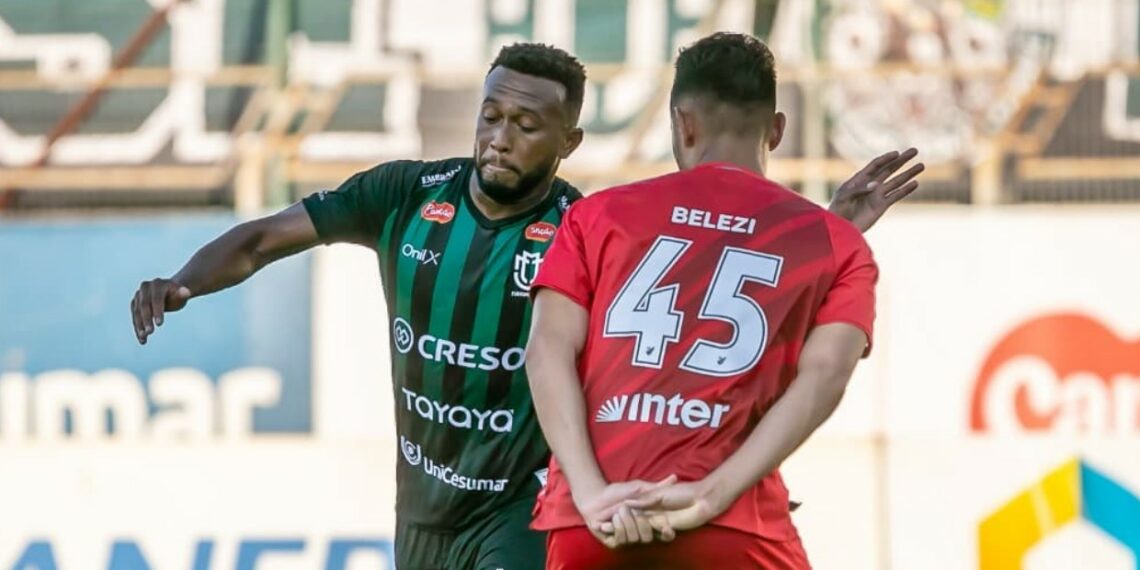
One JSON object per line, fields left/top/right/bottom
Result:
{"left": 552, "top": 177, "right": 584, "bottom": 214}
{"left": 715, "top": 171, "right": 869, "bottom": 258}
{"left": 556, "top": 178, "right": 646, "bottom": 226}
{"left": 602, "top": 165, "right": 804, "bottom": 207}
{"left": 817, "top": 208, "right": 873, "bottom": 269}
{"left": 721, "top": 172, "right": 861, "bottom": 237}
{"left": 570, "top": 169, "right": 683, "bottom": 210}
{"left": 562, "top": 168, "right": 780, "bottom": 227}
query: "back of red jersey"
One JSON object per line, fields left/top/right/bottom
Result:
{"left": 530, "top": 162, "right": 878, "bottom": 539}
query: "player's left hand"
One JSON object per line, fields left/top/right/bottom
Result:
{"left": 595, "top": 503, "right": 674, "bottom": 549}
{"left": 830, "top": 148, "right": 925, "bottom": 232}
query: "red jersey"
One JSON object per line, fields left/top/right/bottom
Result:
{"left": 529, "top": 163, "right": 878, "bottom": 540}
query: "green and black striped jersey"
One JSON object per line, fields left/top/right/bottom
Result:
{"left": 302, "top": 157, "right": 581, "bottom": 529}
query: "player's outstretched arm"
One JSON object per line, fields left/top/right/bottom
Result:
{"left": 130, "top": 202, "right": 320, "bottom": 345}
{"left": 830, "top": 148, "right": 924, "bottom": 232}
{"left": 628, "top": 323, "right": 868, "bottom": 531}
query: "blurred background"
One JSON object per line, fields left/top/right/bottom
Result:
{"left": 1, "top": 0, "right": 1139, "bottom": 568}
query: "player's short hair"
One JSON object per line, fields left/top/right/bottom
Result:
{"left": 489, "top": 43, "right": 586, "bottom": 125}
{"left": 671, "top": 32, "right": 777, "bottom": 114}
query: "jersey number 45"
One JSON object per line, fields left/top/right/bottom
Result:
{"left": 604, "top": 236, "right": 783, "bottom": 378}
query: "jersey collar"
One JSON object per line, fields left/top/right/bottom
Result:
{"left": 694, "top": 161, "right": 769, "bottom": 181}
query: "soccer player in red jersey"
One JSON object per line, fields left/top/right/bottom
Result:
{"left": 526, "top": 32, "right": 888, "bottom": 569}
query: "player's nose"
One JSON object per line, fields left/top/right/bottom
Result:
{"left": 489, "top": 124, "right": 512, "bottom": 153}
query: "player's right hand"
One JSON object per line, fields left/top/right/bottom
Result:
{"left": 614, "top": 480, "right": 723, "bottom": 533}
{"left": 576, "top": 475, "right": 678, "bottom": 548}
{"left": 643, "top": 500, "right": 716, "bottom": 532}
{"left": 131, "top": 278, "right": 192, "bottom": 344}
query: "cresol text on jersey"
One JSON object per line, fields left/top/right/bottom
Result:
{"left": 392, "top": 318, "right": 526, "bottom": 372}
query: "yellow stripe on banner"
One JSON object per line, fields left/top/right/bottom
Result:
{"left": 1041, "top": 460, "right": 1080, "bottom": 529}
{"left": 978, "top": 460, "right": 1081, "bottom": 570}
{"left": 1029, "top": 486, "right": 1056, "bottom": 534}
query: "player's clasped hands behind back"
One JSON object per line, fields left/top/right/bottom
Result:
{"left": 576, "top": 475, "right": 729, "bottom": 549}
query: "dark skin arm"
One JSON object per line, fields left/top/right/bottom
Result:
{"left": 130, "top": 203, "right": 320, "bottom": 344}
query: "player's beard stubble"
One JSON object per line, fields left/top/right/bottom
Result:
{"left": 475, "top": 156, "right": 557, "bottom": 205}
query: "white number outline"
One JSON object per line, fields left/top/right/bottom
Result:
{"left": 604, "top": 236, "right": 784, "bottom": 377}
{"left": 680, "top": 247, "right": 783, "bottom": 377}
{"left": 602, "top": 236, "right": 691, "bottom": 369}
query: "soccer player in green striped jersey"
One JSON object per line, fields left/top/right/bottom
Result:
{"left": 131, "top": 43, "right": 923, "bottom": 569}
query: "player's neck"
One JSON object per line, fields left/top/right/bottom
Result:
{"left": 468, "top": 175, "right": 553, "bottom": 221}
{"left": 693, "top": 137, "right": 766, "bottom": 177}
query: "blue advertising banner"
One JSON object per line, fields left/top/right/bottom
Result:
{"left": 0, "top": 214, "right": 312, "bottom": 436}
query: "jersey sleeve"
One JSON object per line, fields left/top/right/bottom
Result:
{"left": 814, "top": 215, "right": 879, "bottom": 355}
{"left": 301, "top": 160, "right": 417, "bottom": 244}
{"left": 531, "top": 200, "right": 594, "bottom": 309}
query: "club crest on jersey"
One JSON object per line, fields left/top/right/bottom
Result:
{"left": 525, "top": 222, "right": 556, "bottom": 242}
{"left": 421, "top": 201, "right": 456, "bottom": 224}
{"left": 512, "top": 251, "right": 543, "bottom": 296}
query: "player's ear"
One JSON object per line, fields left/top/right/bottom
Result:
{"left": 672, "top": 105, "right": 698, "bottom": 149}
{"left": 561, "top": 127, "right": 584, "bottom": 159}
{"left": 768, "top": 111, "right": 787, "bottom": 152}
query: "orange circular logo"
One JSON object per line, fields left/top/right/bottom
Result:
{"left": 970, "top": 313, "right": 1140, "bottom": 434}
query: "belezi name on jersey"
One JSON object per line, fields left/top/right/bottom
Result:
{"left": 302, "top": 157, "right": 580, "bottom": 529}
{"left": 670, "top": 205, "right": 758, "bottom": 234}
